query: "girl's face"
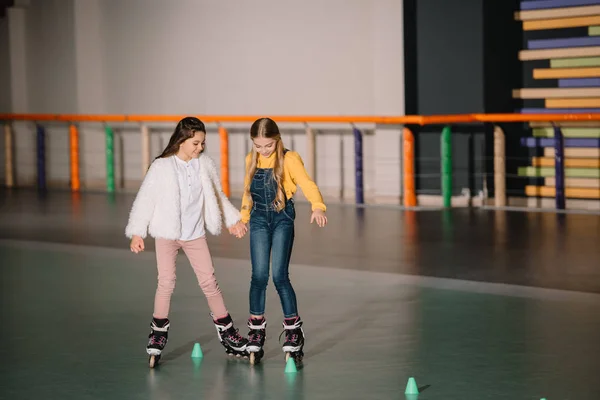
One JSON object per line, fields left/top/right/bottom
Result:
{"left": 253, "top": 137, "right": 277, "bottom": 158}
{"left": 178, "top": 131, "right": 206, "bottom": 161}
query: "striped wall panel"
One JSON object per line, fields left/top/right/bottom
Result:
{"left": 558, "top": 77, "right": 600, "bottom": 86}
{"left": 515, "top": 1, "right": 600, "bottom": 201}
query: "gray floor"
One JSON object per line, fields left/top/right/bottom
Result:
{"left": 1, "top": 189, "right": 600, "bottom": 399}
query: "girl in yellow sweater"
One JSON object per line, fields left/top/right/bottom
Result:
{"left": 239, "top": 117, "right": 327, "bottom": 365}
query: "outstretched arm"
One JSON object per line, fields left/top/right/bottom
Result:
{"left": 286, "top": 152, "right": 327, "bottom": 227}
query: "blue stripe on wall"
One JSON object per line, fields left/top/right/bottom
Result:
{"left": 528, "top": 36, "right": 600, "bottom": 50}
{"left": 521, "top": 0, "right": 600, "bottom": 11}
{"left": 521, "top": 137, "right": 600, "bottom": 147}
{"left": 559, "top": 78, "right": 600, "bottom": 87}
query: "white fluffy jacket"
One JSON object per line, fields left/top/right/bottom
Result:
{"left": 125, "top": 154, "right": 241, "bottom": 240}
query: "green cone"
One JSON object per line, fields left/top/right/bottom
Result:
{"left": 405, "top": 377, "right": 418, "bottom": 395}
{"left": 284, "top": 357, "right": 297, "bottom": 373}
{"left": 191, "top": 343, "right": 203, "bottom": 358}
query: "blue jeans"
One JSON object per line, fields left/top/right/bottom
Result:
{"left": 249, "top": 200, "right": 298, "bottom": 318}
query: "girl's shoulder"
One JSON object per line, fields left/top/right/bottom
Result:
{"left": 283, "top": 150, "right": 302, "bottom": 164}
{"left": 148, "top": 156, "right": 171, "bottom": 171}
{"left": 198, "top": 153, "right": 218, "bottom": 171}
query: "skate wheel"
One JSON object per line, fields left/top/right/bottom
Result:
{"left": 250, "top": 352, "right": 256, "bottom": 365}
{"left": 149, "top": 355, "right": 156, "bottom": 368}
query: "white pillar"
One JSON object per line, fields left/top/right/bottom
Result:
{"left": 371, "top": 0, "right": 405, "bottom": 204}
{"left": 73, "top": 0, "right": 106, "bottom": 114}
{"left": 7, "top": 4, "right": 29, "bottom": 112}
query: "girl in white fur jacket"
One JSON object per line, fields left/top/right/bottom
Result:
{"left": 125, "top": 117, "right": 249, "bottom": 367}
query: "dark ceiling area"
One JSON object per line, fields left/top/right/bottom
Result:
{"left": 0, "top": 0, "right": 14, "bottom": 18}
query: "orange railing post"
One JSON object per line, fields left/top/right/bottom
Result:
{"left": 69, "top": 124, "right": 80, "bottom": 191}
{"left": 403, "top": 127, "right": 417, "bottom": 207}
{"left": 218, "top": 125, "right": 230, "bottom": 197}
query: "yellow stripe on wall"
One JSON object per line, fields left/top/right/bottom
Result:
{"left": 550, "top": 56, "right": 600, "bottom": 68}
{"left": 525, "top": 186, "right": 600, "bottom": 199}
{"left": 531, "top": 157, "right": 600, "bottom": 168}
{"left": 531, "top": 121, "right": 600, "bottom": 128}
{"left": 533, "top": 67, "right": 600, "bottom": 79}
{"left": 533, "top": 127, "right": 600, "bottom": 137}
{"left": 545, "top": 97, "right": 600, "bottom": 108}
{"left": 523, "top": 15, "right": 600, "bottom": 31}
{"left": 516, "top": 5, "right": 600, "bottom": 21}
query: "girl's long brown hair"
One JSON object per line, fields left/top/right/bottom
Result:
{"left": 156, "top": 117, "right": 206, "bottom": 159}
{"left": 244, "top": 118, "right": 286, "bottom": 211}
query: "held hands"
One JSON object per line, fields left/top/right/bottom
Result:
{"left": 130, "top": 235, "right": 145, "bottom": 253}
{"left": 228, "top": 221, "right": 248, "bottom": 239}
{"left": 310, "top": 209, "right": 328, "bottom": 227}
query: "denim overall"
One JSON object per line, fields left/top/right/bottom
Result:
{"left": 248, "top": 166, "right": 298, "bottom": 318}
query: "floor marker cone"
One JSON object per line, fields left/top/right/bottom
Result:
{"left": 405, "top": 377, "right": 418, "bottom": 395}
{"left": 191, "top": 343, "right": 203, "bottom": 358}
{"left": 284, "top": 357, "right": 297, "bottom": 373}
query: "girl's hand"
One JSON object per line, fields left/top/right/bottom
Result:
{"left": 130, "top": 235, "right": 145, "bottom": 253}
{"left": 229, "top": 221, "right": 248, "bottom": 238}
{"left": 310, "top": 209, "right": 327, "bottom": 227}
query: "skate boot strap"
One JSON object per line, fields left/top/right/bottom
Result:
{"left": 215, "top": 321, "right": 233, "bottom": 331}
{"left": 151, "top": 322, "right": 170, "bottom": 332}
{"left": 248, "top": 319, "right": 267, "bottom": 330}
{"left": 283, "top": 318, "right": 302, "bottom": 329}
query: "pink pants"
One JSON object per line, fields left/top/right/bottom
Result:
{"left": 153, "top": 237, "right": 228, "bottom": 319}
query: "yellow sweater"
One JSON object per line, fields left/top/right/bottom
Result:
{"left": 240, "top": 151, "right": 326, "bottom": 223}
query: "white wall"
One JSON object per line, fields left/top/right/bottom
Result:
{"left": 0, "top": 16, "right": 10, "bottom": 183}
{"left": 0, "top": 16, "right": 10, "bottom": 113}
{"left": 1, "top": 0, "right": 405, "bottom": 203}
{"left": 27, "top": 0, "right": 77, "bottom": 113}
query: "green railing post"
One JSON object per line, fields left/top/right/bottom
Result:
{"left": 441, "top": 126, "right": 452, "bottom": 208}
{"left": 105, "top": 125, "right": 115, "bottom": 193}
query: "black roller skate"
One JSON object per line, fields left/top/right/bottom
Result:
{"left": 146, "top": 317, "right": 170, "bottom": 368}
{"left": 247, "top": 317, "right": 267, "bottom": 365}
{"left": 212, "top": 313, "right": 249, "bottom": 358}
{"left": 280, "top": 316, "right": 304, "bottom": 363}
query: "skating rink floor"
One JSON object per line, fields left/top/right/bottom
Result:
{"left": 1, "top": 189, "right": 600, "bottom": 400}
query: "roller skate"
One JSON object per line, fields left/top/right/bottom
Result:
{"left": 146, "top": 317, "right": 170, "bottom": 368}
{"left": 280, "top": 316, "right": 304, "bottom": 364}
{"left": 212, "top": 313, "right": 249, "bottom": 358}
{"left": 246, "top": 317, "right": 267, "bottom": 365}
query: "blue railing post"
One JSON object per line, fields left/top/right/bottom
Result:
{"left": 353, "top": 126, "right": 364, "bottom": 204}
{"left": 553, "top": 125, "right": 565, "bottom": 210}
{"left": 36, "top": 124, "right": 46, "bottom": 191}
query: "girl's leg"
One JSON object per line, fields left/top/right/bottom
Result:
{"left": 249, "top": 213, "right": 273, "bottom": 317}
{"left": 272, "top": 212, "right": 304, "bottom": 359}
{"left": 147, "top": 238, "right": 180, "bottom": 361}
{"left": 271, "top": 219, "right": 297, "bottom": 318}
{"left": 247, "top": 214, "right": 272, "bottom": 363}
{"left": 181, "top": 237, "right": 248, "bottom": 354}
{"left": 154, "top": 238, "right": 181, "bottom": 318}
{"left": 180, "top": 237, "right": 228, "bottom": 318}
